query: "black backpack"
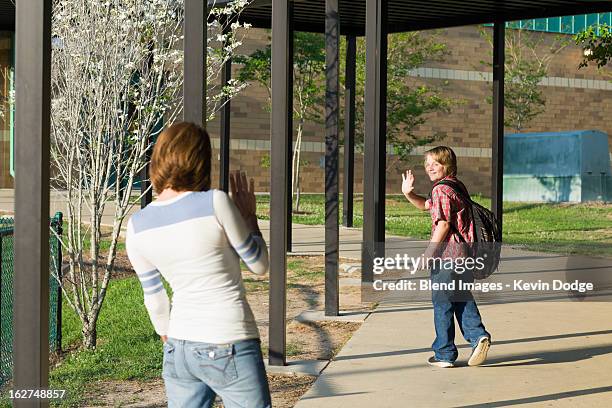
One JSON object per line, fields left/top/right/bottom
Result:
{"left": 432, "top": 179, "right": 502, "bottom": 280}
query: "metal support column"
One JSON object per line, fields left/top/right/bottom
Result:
{"left": 325, "top": 0, "right": 340, "bottom": 316}
{"left": 14, "top": 0, "right": 52, "bottom": 404}
{"left": 184, "top": 0, "right": 206, "bottom": 127}
{"left": 343, "top": 35, "right": 356, "bottom": 228}
{"left": 492, "top": 22, "right": 505, "bottom": 234}
{"left": 362, "top": 0, "right": 388, "bottom": 283}
{"left": 219, "top": 16, "right": 232, "bottom": 192}
{"left": 286, "top": 3, "right": 294, "bottom": 252}
{"left": 269, "top": 0, "right": 291, "bottom": 367}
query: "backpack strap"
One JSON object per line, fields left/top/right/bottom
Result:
{"left": 434, "top": 179, "right": 473, "bottom": 205}
{"left": 428, "top": 179, "right": 473, "bottom": 243}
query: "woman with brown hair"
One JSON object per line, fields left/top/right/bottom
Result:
{"left": 126, "top": 122, "right": 271, "bottom": 407}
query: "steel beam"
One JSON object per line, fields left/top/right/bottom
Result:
{"left": 269, "top": 0, "right": 290, "bottom": 367}
{"left": 286, "top": 3, "right": 294, "bottom": 252}
{"left": 184, "top": 0, "right": 207, "bottom": 127}
{"left": 343, "top": 35, "right": 356, "bottom": 228}
{"left": 325, "top": 0, "right": 340, "bottom": 316}
{"left": 219, "top": 16, "right": 232, "bottom": 192}
{"left": 362, "top": 0, "right": 387, "bottom": 284}
{"left": 13, "top": 0, "right": 51, "bottom": 404}
{"left": 491, "top": 22, "right": 504, "bottom": 234}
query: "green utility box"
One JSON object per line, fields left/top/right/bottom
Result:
{"left": 503, "top": 130, "right": 612, "bottom": 202}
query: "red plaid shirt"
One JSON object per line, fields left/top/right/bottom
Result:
{"left": 425, "top": 176, "right": 474, "bottom": 259}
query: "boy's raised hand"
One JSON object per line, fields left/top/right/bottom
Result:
{"left": 401, "top": 170, "right": 415, "bottom": 196}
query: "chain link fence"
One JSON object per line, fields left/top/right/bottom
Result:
{"left": 0, "top": 212, "right": 63, "bottom": 387}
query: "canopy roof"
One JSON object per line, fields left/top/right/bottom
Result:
{"left": 0, "top": 0, "right": 13, "bottom": 30}
{"left": 0, "top": 1, "right": 609, "bottom": 34}
{"left": 240, "top": 0, "right": 612, "bottom": 35}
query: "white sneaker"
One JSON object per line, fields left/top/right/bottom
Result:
{"left": 468, "top": 336, "right": 490, "bottom": 366}
{"left": 427, "top": 356, "right": 454, "bottom": 368}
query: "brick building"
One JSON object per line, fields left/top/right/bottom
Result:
{"left": 1, "top": 16, "right": 611, "bottom": 197}
{"left": 203, "top": 19, "right": 612, "bottom": 196}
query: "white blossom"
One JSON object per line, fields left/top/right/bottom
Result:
{"left": 48, "top": 0, "right": 251, "bottom": 349}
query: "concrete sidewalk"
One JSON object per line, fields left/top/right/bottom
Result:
{"left": 296, "top": 300, "right": 612, "bottom": 408}
{"left": 296, "top": 247, "right": 612, "bottom": 407}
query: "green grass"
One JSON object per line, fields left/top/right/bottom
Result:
{"left": 286, "top": 341, "right": 305, "bottom": 357}
{"left": 44, "top": 278, "right": 168, "bottom": 407}
{"left": 501, "top": 201, "right": 612, "bottom": 256}
{"left": 257, "top": 194, "right": 612, "bottom": 257}
{"left": 243, "top": 259, "right": 324, "bottom": 292}
{"left": 287, "top": 259, "right": 323, "bottom": 283}
{"left": 0, "top": 277, "right": 164, "bottom": 407}
{"left": 259, "top": 341, "right": 304, "bottom": 358}
{"left": 242, "top": 277, "right": 269, "bottom": 291}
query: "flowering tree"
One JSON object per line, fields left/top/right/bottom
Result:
{"left": 51, "top": 0, "right": 251, "bottom": 349}
{"left": 0, "top": 66, "right": 12, "bottom": 121}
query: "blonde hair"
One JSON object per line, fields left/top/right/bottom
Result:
{"left": 150, "top": 122, "right": 212, "bottom": 194}
{"left": 424, "top": 146, "right": 457, "bottom": 177}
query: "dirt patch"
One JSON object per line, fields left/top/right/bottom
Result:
{"left": 286, "top": 320, "right": 361, "bottom": 360}
{"left": 111, "top": 254, "right": 138, "bottom": 278}
{"left": 267, "top": 375, "right": 317, "bottom": 408}
{"left": 78, "top": 255, "right": 371, "bottom": 407}
{"left": 82, "top": 374, "right": 316, "bottom": 408}
{"left": 60, "top": 252, "right": 138, "bottom": 282}
{"left": 83, "top": 379, "right": 166, "bottom": 407}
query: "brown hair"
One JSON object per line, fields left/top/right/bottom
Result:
{"left": 424, "top": 146, "right": 457, "bottom": 177}
{"left": 150, "top": 122, "right": 211, "bottom": 194}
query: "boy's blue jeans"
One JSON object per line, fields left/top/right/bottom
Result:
{"left": 431, "top": 266, "right": 490, "bottom": 363}
{"left": 162, "top": 337, "right": 271, "bottom": 408}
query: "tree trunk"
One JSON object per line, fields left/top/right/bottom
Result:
{"left": 291, "top": 135, "right": 298, "bottom": 199}
{"left": 82, "top": 322, "right": 97, "bottom": 349}
{"left": 294, "top": 120, "right": 304, "bottom": 212}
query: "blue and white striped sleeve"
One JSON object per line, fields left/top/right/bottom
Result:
{"left": 213, "top": 189, "right": 269, "bottom": 275}
{"left": 126, "top": 218, "right": 170, "bottom": 336}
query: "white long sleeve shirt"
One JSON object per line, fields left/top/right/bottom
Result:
{"left": 125, "top": 189, "right": 268, "bottom": 344}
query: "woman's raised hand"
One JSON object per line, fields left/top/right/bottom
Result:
{"left": 229, "top": 170, "right": 257, "bottom": 222}
{"left": 401, "top": 170, "right": 415, "bottom": 197}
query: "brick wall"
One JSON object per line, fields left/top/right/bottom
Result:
{"left": 205, "top": 25, "right": 611, "bottom": 196}
{"left": 1, "top": 25, "right": 610, "bottom": 195}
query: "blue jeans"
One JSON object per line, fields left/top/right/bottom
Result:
{"left": 162, "top": 337, "right": 271, "bottom": 408}
{"left": 431, "top": 266, "right": 490, "bottom": 363}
